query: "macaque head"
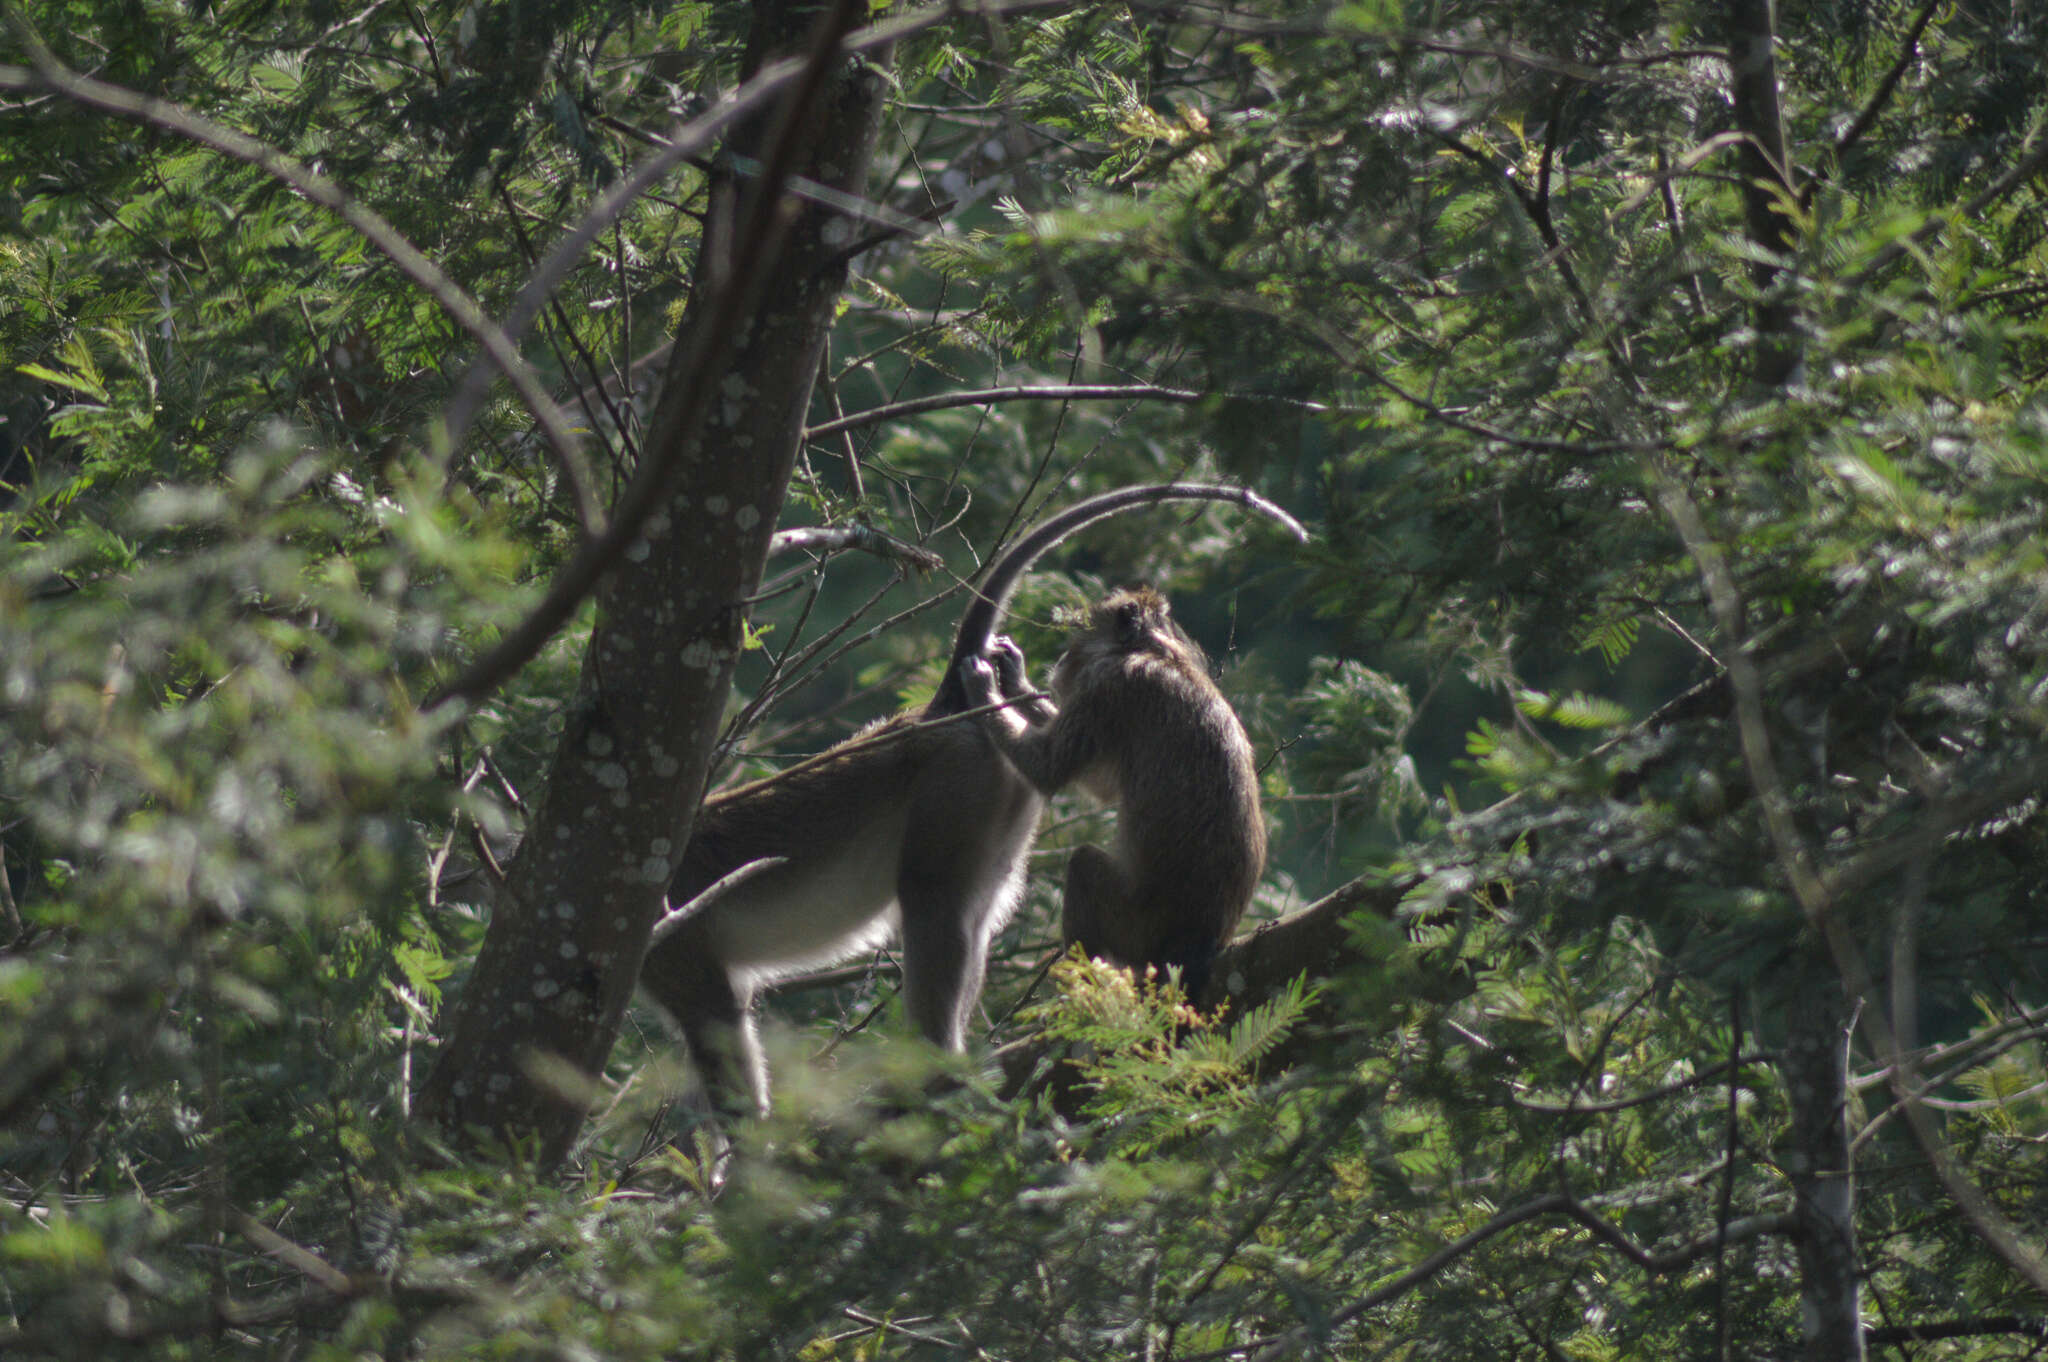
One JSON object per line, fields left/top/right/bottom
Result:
{"left": 1048, "top": 585, "right": 1206, "bottom": 699}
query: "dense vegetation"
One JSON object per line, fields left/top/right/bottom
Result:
{"left": 6, "top": 1, "right": 2048, "bottom": 1358}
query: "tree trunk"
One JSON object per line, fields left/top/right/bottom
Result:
{"left": 1725, "top": 0, "right": 1801, "bottom": 389}
{"left": 1783, "top": 971, "right": 1864, "bottom": 1362}
{"left": 1723, "top": 12, "right": 1860, "bottom": 1349}
{"left": 417, "top": 0, "right": 889, "bottom": 1164}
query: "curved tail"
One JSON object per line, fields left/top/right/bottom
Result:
{"left": 926, "top": 483, "right": 1307, "bottom": 716}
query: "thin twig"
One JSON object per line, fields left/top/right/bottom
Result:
{"left": 0, "top": 14, "right": 599, "bottom": 531}
{"left": 436, "top": 0, "right": 1076, "bottom": 451}
{"left": 1816, "top": 0, "right": 1943, "bottom": 189}
{"left": 421, "top": 0, "right": 862, "bottom": 711}
{"left": 1205, "top": 1191, "right": 1793, "bottom": 1362}
{"left": 1659, "top": 468, "right": 2048, "bottom": 1298}
{"left": 1508, "top": 1052, "right": 1771, "bottom": 1115}
{"left": 1846, "top": 110, "right": 2048, "bottom": 287}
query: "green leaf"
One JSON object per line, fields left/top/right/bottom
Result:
{"left": 1515, "top": 689, "right": 1632, "bottom": 731}
{"left": 15, "top": 361, "right": 107, "bottom": 401}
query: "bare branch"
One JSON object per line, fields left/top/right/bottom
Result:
{"left": 1240, "top": 1195, "right": 1579, "bottom": 1361}
{"left": 1508, "top": 1053, "right": 1773, "bottom": 1116}
{"left": 420, "top": 4, "right": 860, "bottom": 713}
{"left": 1273, "top": 304, "right": 1663, "bottom": 456}
{"left": 1823, "top": 0, "right": 1943, "bottom": 176}
{"left": 709, "top": 693, "right": 1044, "bottom": 808}
{"left": 1852, "top": 1003, "right": 2048, "bottom": 1095}
{"left": 650, "top": 857, "right": 788, "bottom": 944}
{"left": 230, "top": 1211, "right": 352, "bottom": 1295}
{"left": 1866, "top": 1317, "right": 2048, "bottom": 1346}
{"left": 1847, "top": 111, "right": 2048, "bottom": 287}
{"left": 806, "top": 384, "right": 1205, "bottom": 441}
{"left": 1201, "top": 875, "right": 1415, "bottom": 1013}
{"left": 766, "top": 524, "right": 944, "bottom": 573}
{"left": 1213, "top": 1194, "right": 1793, "bottom": 1362}
{"left": 815, "top": 342, "right": 867, "bottom": 500}
{"left": 437, "top": 0, "right": 1077, "bottom": 452}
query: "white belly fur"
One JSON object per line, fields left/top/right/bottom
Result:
{"left": 703, "top": 801, "right": 909, "bottom": 985}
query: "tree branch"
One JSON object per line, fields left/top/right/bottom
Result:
{"left": 1865, "top": 1316, "right": 2048, "bottom": 1347}
{"left": 1200, "top": 875, "right": 1416, "bottom": 1012}
{"left": 1846, "top": 111, "right": 2048, "bottom": 287}
{"left": 436, "top": 0, "right": 1076, "bottom": 454}
{"left": 1723, "top": 0, "right": 1800, "bottom": 388}
{"left": 805, "top": 384, "right": 1204, "bottom": 441}
{"left": 0, "top": 13, "right": 602, "bottom": 534}
{"left": 1507, "top": 1052, "right": 1773, "bottom": 1116}
{"left": 1218, "top": 1194, "right": 1794, "bottom": 1362}
{"left": 420, "top": 5, "right": 859, "bottom": 713}
{"left": 1820, "top": 0, "right": 1943, "bottom": 179}
{"left": 765, "top": 524, "right": 944, "bottom": 573}
{"left": 1275, "top": 306, "right": 1663, "bottom": 456}
{"left": 801, "top": 382, "right": 1362, "bottom": 444}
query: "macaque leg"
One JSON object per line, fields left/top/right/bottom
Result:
{"left": 896, "top": 748, "right": 1024, "bottom": 1051}
{"left": 645, "top": 919, "right": 768, "bottom": 1120}
{"left": 898, "top": 883, "right": 989, "bottom": 1053}
{"left": 1061, "top": 844, "right": 1137, "bottom": 967}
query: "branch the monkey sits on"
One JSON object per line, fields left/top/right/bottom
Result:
{"left": 641, "top": 484, "right": 1306, "bottom": 1119}
{"left": 960, "top": 584, "right": 1267, "bottom": 1000}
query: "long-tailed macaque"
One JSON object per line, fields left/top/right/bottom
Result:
{"left": 960, "top": 585, "right": 1265, "bottom": 999}
{"left": 641, "top": 486, "right": 1305, "bottom": 1117}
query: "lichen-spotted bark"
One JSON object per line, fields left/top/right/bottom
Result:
{"left": 418, "top": 0, "right": 888, "bottom": 1163}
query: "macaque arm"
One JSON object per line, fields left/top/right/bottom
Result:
{"left": 989, "top": 634, "right": 1057, "bottom": 726}
{"left": 960, "top": 653, "right": 1099, "bottom": 796}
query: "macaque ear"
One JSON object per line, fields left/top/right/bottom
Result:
{"left": 1113, "top": 600, "right": 1147, "bottom": 646}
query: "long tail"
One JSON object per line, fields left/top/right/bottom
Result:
{"left": 925, "top": 483, "right": 1307, "bottom": 716}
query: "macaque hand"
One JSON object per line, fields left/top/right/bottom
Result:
{"left": 988, "top": 635, "right": 1029, "bottom": 696}
{"left": 959, "top": 653, "right": 1004, "bottom": 709}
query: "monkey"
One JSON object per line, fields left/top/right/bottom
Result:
{"left": 639, "top": 485, "right": 1306, "bottom": 1119}
{"left": 958, "top": 584, "right": 1265, "bottom": 1001}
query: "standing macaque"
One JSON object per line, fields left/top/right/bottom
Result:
{"left": 961, "top": 585, "right": 1265, "bottom": 998}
